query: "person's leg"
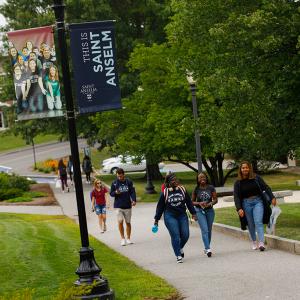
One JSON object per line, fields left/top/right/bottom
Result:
{"left": 243, "top": 199, "right": 256, "bottom": 242}
{"left": 87, "top": 172, "right": 91, "bottom": 183}
{"left": 54, "top": 95, "right": 62, "bottom": 109}
{"left": 253, "top": 199, "right": 264, "bottom": 243}
{"left": 164, "top": 212, "right": 181, "bottom": 257}
{"left": 102, "top": 210, "right": 107, "bottom": 231}
{"left": 60, "top": 176, "right": 65, "bottom": 192}
{"left": 196, "top": 210, "right": 210, "bottom": 250}
{"left": 125, "top": 222, "right": 131, "bottom": 239}
{"left": 37, "top": 94, "right": 44, "bottom": 112}
{"left": 46, "top": 94, "right": 54, "bottom": 110}
{"left": 98, "top": 214, "right": 103, "bottom": 232}
{"left": 29, "top": 96, "right": 36, "bottom": 112}
{"left": 124, "top": 209, "right": 132, "bottom": 243}
{"left": 116, "top": 209, "right": 125, "bottom": 244}
{"left": 178, "top": 213, "right": 190, "bottom": 250}
{"left": 206, "top": 209, "right": 215, "bottom": 245}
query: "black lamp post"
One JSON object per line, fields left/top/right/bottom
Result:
{"left": 52, "top": 1, "right": 114, "bottom": 298}
{"left": 186, "top": 73, "right": 203, "bottom": 173}
{"left": 145, "top": 161, "right": 156, "bottom": 194}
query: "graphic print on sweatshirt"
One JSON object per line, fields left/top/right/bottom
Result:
{"left": 117, "top": 183, "right": 129, "bottom": 193}
{"left": 167, "top": 191, "right": 185, "bottom": 207}
{"left": 197, "top": 190, "right": 212, "bottom": 202}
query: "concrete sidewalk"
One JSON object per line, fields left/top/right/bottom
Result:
{"left": 52, "top": 182, "right": 300, "bottom": 300}
{"left": 1, "top": 182, "right": 300, "bottom": 299}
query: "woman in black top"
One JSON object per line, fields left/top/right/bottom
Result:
{"left": 154, "top": 173, "right": 197, "bottom": 263}
{"left": 234, "top": 161, "right": 277, "bottom": 251}
{"left": 192, "top": 172, "right": 218, "bottom": 257}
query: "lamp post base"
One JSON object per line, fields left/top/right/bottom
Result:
{"left": 145, "top": 183, "right": 157, "bottom": 194}
{"left": 75, "top": 247, "right": 115, "bottom": 299}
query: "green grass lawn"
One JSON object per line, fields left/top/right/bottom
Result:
{"left": 215, "top": 203, "right": 300, "bottom": 241}
{"left": 0, "top": 133, "right": 58, "bottom": 153}
{"left": 0, "top": 213, "right": 178, "bottom": 300}
{"left": 98, "top": 170, "right": 300, "bottom": 203}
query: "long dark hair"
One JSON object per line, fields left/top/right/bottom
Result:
{"left": 58, "top": 159, "right": 66, "bottom": 168}
{"left": 237, "top": 161, "right": 255, "bottom": 180}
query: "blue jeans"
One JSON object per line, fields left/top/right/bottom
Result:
{"left": 164, "top": 211, "right": 190, "bottom": 257}
{"left": 243, "top": 197, "right": 264, "bottom": 242}
{"left": 196, "top": 207, "right": 215, "bottom": 250}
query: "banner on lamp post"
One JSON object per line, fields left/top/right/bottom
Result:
{"left": 7, "top": 26, "right": 64, "bottom": 120}
{"left": 69, "top": 21, "right": 122, "bottom": 114}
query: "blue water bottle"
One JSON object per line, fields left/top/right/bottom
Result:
{"left": 152, "top": 224, "right": 158, "bottom": 233}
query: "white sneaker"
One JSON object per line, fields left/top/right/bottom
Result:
{"left": 126, "top": 239, "right": 133, "bottom": 245}
{"left": 121, "top": 239, "right": 126, "bottom": 246}
{"left": 258, "top": 242, "right": 265, "bottom": 251}
{"left": 252, "top": 241, "right": 258, "bottom": 250}
{"left": 176, "top": 256, "right": 183, "bottom": 263}
{"left": 100, "top": 230, "right": 104, "bottom": 234}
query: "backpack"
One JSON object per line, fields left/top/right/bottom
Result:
{"left": 163, "top": 185, "right": 186, "bottom": 201}
{"left": 60, "top": 166, "right": 67, "bottom": 176}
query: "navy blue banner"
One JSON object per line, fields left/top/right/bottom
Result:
{"left": 69, "top": 21, "right": 122, "bottom": 114}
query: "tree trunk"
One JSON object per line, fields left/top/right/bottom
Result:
{"left": 144, "top": 163, "right": 163, "bottom": 180}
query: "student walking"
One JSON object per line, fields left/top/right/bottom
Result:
{"left": 154, "top": 173, "right": 197, "bottom": 263}
{"left": 192, "top": 172, "right": 218, "bottom": 257}
{"left": 234, "top": 161, "right": 277, "bottom": 251}
{"left": 57, "top": 159, "right": 69, "bottom": 193}
{"left": 82, "top": 155, "right": 93, "bottom": 184}
{"left": 67, "top": 155, "right": 74, "bottom": 185}
{"left": 91, "top": 179, "right": 110, "bottom": 233}
{"left": 110, "top": 168, "right": 136, "bottom": 246}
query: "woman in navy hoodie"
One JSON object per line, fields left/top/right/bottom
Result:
{"left": 154, "top": 173, "right": 197, "bottom": 263}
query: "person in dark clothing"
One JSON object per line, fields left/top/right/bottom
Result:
{"left": 192, "top": 172, "right": 218, "bottom": 257}
{"left": 154, "top": 173, "right": 197, "bottom": 263}
{"left": 234, "top": 161, "right": 277, "bottom": 251}
{"left": 58, "top": 159, "right": 69, "bottom": 193}
{"left": 110, "top": 168, "right": 136, "bottom": 246}
{"left": 82, "top": 155, "right": 93, "bottom": 184}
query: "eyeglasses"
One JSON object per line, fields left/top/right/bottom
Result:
{"left": 96, "top": 182, "right": 101, "bottom": 185}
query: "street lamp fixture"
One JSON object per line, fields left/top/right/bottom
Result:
{"left": 186, "top": 72, "right": 203, "bottom": 172}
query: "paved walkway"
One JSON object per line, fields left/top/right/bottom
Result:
{"left": 1, "top": 182, "right": 300, "bottom": 299}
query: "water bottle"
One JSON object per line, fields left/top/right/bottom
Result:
{"left": 152, "top": 224, "right": 158, "bottom": 233}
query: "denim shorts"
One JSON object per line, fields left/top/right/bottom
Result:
{"left": 95, "top": 204, "right": 106, "bottom": 215}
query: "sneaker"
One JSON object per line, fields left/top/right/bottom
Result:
{"left": 176, "top": 256, "right": 183, "bottom": 263}
{"left": 100, "top": 230, "right": 104, "bottom": 234}
{"left": 258, "top": 242, "right": 265, "bottom": 251}
{"left": 103, "top": 224, "right": 107, "bottom": 232}
{"left": 252, "top": 241, "right": 258, "bottom": 250}
{"left": 67, "top": 187, "right": 70, "bottom": 192}
{"left": 121, "top": 239, "right": 126, "bottom": 246}
{"left": 126, "top": 239, "right": 133, "bottom": 245}
{"left": 206, "top": 249, "right": 212, "bottom": 257}
{"left": 180, "top": 249, "right": 184, "bottom": 258}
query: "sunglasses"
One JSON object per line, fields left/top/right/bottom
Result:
{"left": 96, "top": 182, "right": 102, "bottom": 185}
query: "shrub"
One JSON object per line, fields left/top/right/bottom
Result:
{"left": 0, "top": 188, "right": 23, "bottom": 201}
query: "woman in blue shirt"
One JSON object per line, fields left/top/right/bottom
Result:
{"left": 192, "top": 172, "right": 218, "bottom": 257}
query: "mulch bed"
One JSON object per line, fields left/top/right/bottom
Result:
{"left": 0, "top": 183, "right": 58, "bottom": 206}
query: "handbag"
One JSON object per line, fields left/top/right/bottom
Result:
{"left": 55, "top": 179, "right": 61, "bottom": 189}
{"left": 255, "top": 178, "right": 272, "bottom": 204}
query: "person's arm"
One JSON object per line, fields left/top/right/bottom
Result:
{"left": 91, "top": 194, "right": 95, "bottom": 211}
{"left": 21, "top": 82, "right": 26, "bottom": 100}
{"left": 47, "top": 81, "right": 53, "bottom": 98}
{"left": 104, "top": 188, "right": 110, "bottom": 208}
{"left": 25, "top": 79, "right": 31, "bottom": 98}
{"left": 185, "top": 192, "right": 197, "bottom": 220}
{"left": 38, "top": 77, "right": 46, "bottom": 94}
{"left": 154, "top": 192, "right": 166, "bottom": 224}
{"left": 191, "top": 189, "right": 199, "bottom": 206}
{"left": 234, "top": 181, "right": 244, "bottom": 217}
{"left": 128, "top": 180, "right": 137, "bottom": 205}
{"left": 110, "top": 182, "right": 119, "bottom": 197}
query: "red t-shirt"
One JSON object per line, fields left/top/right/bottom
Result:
{"left": 91, "top": 187, "right": 108, "bottom": 205}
